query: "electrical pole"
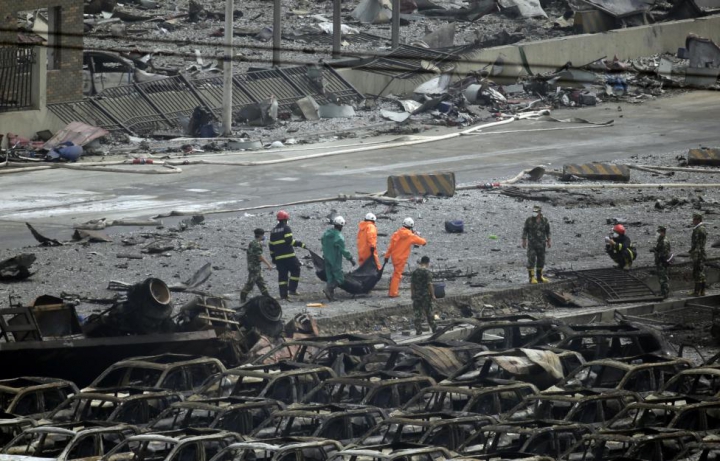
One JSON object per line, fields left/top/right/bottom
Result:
{"left": 222, "top": 0, "right": 233, "bottom": 136}
{"left": 332, "top": 0, "right": 341, "bottom": 59}
{"left": 273, "top": 0, "right": 281, "bottom": 67}
{"left": 391, "top": 0, "right": 400, "bottom": 49}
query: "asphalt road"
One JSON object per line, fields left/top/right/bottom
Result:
{"left": 2, "top": 91, "right": 719, "bottom": 249}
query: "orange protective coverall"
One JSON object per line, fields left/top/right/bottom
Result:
{"left": 357, "top": 221, "right": 382, "bottom": 270}
{"left": 384, "top": 227, "right": 427, "bottom": 297}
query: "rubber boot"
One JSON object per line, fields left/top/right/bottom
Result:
{"left": 700, "top": 282, "right": 706, "bottom": 297}
{"left": 692, "top": 283, "right": 700, "bottom": 297}
{"left": 323, "top": 286, "right": 335, "bottom": 302}
{"left": 240, "top": 292, "right": 248, "bottom": 303}
{"left": 528, "top": 269, "right": 537, "bottom": 284}
{"left": 537, "top": 268, "right": 549, "bottom": 283}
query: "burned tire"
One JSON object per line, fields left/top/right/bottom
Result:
{"left": 236, "top": 296, "right": 283, "bottom": 337}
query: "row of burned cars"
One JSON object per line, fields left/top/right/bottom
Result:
{"left": 2, "top": 314, "right": 720, "bottom": 461}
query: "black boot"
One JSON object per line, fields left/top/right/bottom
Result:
{"left": 700, "top": 282, "right": 707, "bottom": 296}
{"left": 692, "top": 283, "right": 700, "bottom": 297}
{"left": 240, "top": 292, "right": 248, "bottom": 303}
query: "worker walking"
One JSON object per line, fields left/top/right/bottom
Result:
{"left": 605, "top": 224, "right": 636, "bottom": 270}
{"left": 384, "top": 218, "right": 427, "bottom": 298}
{"left": 269, "top": 210, "right": 306, "bottom": 300}
{"left": 411, "top": 256, "right": 436, "bottom": 335}
{"left": 321, "top": 216, "right": 356, "bottom": 301}
{"left": 522, "top": 205, "right": 551, "bottom": 284}
{"left": 690, "top": 212, "right": 708, "bottom": 296}
{"left": 652, "top": 225, "right": 672, "bottom": 299}
{"left": 357, "top": 213, "right": 381, "bottom": 269}
{"left": 240, "top": 228, "right": 274, "bottom": 302}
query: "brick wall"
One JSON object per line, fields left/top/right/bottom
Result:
{"left": 0, "top": 0, "right": 83, "bottom": 103}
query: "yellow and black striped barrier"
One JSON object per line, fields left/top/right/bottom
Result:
{"left": 387, "top": 172, "right": 456, "bottom": 197}
{"left": 563, "top": 163, "right": 630, "bottom": 182}
{"left": 688, "top": 148, "right": 720, "bottom": 166}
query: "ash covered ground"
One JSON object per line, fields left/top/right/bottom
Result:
{"left": 2, "top": 148, "right": 719, "bottom": 336}
{"left": 83, "top": 0, "right": 572, "bottom": 73}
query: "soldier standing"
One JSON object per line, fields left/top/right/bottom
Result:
{"left": 653, "top": 226, "right": 671, "bottom": 299}
{"left": 240, "top": 228, "right": 274, "bottom": 302}
{"left": 690, "top": 213, "right": 708, "bottom": 297}
{"left": 522, "top": 205, "right": 551, "bottom": 284}
{"left": 410, "top": 256, "right": 436, "bottom": 335}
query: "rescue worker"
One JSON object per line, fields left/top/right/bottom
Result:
{"left": 384, "top": 218, "right": 427, "bottom": 298}
{"left": 652, "top": 225, "right": 671, "bottom": 299}
{"left": 521, "top": 205, "right": 551, "bottom": 284}
{"left": 240, "top": 228, "right": 274, "bottom": 302}
{"left": 411, "top": 256, "right": 436, "bottom": 335}
{"left": 321, "top": 216, "right": 356, "bottom": 301}
{"left": 357, "top": 213, "right": 381, "bottom": 270}
{"left": 605, "top": 224, "right": 635, "bottom": 270}
{"left": 690, "top": 212, "right": 707, "bottom": 296}
{"left": 269, "top": 210, "right": 306, "bottom": 300}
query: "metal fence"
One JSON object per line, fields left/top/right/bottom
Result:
{"left": 48, "top": 64, "right": 363, "bottom": 136}
{"left": 0, "top": 47, "right": 36, "bottom": 113}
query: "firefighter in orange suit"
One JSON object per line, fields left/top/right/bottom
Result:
{"left": 384, "top": 217, "right": 427, "bottom": 298}
{"left": 357, "top": 213, "right": 381, "bottom": 270}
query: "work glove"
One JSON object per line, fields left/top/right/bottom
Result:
{"left": 350, "top": 258, "right": 356, "bottom": 267}
{"left": 384, "top": 258, "right": 390, "bottom": 264}
{"left": 370, "top": 247, "right": 375, "bottom": 254}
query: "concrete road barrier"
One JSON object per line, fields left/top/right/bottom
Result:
{"left": 386, "top": 172, "right": 456, "bottom": 197}
{"left": 563, "top": 163, "right": 630, "bottom": 181}
{"left": 688, "top": 147, "right": 720, "bottom": 166}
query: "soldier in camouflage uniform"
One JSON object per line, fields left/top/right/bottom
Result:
{"left": 241, "top": 228, "right": 274, "bottom": 302}
{"left": 652, "top": 225, "right": 671, "bottom": 299}
{"left": 522, "top": 205, "right": 552, "bottom": 284}
{"left": 690, "top": 213, "right": 708, "bottom": 297}
{"left": 410, "top": 256, "right": 436, "bottom": 335}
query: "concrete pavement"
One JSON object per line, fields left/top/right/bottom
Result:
{"left": 1, "top": 91, "right": 719, "bottom": 250}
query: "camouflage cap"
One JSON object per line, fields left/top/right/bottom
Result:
{"left": 693, "top": 212, "right": 704, "bottom": 220}
{"left": 657, "top": 225, "right": 666, "bottom": 232}
{"left": 533, "top": 205, "right": 542, "bottom": 213}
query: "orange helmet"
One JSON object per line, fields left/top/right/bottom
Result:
{"left": 277, "top": 210, "right": 290, "bottom": 221}
{"left": 613, "top": 224, "right": 626, "bottom": 235}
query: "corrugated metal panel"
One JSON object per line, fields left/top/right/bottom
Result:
{"left": 47, "top": 64, "right": 363, "bottom": 135}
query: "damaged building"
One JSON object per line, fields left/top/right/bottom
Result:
{"left": 0, "top": 0, "right": 84, "bottom": 142}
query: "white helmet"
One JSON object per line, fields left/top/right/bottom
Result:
{"left": 365, "top": 213, "right": 377, "bottom": 222}
{"left": 333, "top": 216, "right": 346, "bottom": 226}
{"left": 403, "top": 217, "right": 415, "bottom": 228}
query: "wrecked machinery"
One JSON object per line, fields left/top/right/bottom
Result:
{"left": 0, "top": 277, "right": 289, "bottom": 386}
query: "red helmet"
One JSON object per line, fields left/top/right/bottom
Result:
{"left": 613, "top": 224, "right": 626, "bottom": 234}
{"left": 277, "top": 210, "right": 290, "bottom": 221}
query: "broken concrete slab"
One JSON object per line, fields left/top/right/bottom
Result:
{"left": 296, "top": 95, "right": 321, "bottom": 121}
{"left": 573, "top": 10, "right": 615, "bottom": 33}
{"left": 319, "top": 104, "right": 356, "bottom": 118}
{"left": 687, "top": 34, "right": 720, "bottom": 68}
{"left": 422, "top": 23, "right": 456, "bottom": 48}
{"left": 582, "top": 0, "right": 655, "bottom": 17}
{"left": 498, "top": 0, "right": 548, "bottom": 18}
{"left": 352, "top": 0, "right": 393, "bottom": 23}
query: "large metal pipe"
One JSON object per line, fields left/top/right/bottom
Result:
{"left": 273, "top": 0, "right": 281, "bottom": 66}
{"left": 391, "top": 0, "right": 400, "bottom": 48}
{"left": 333, "top": 0, "right": 342, "bottom": 59}
{"left": 222, "top": 0, "right": 234, "bottom": 136}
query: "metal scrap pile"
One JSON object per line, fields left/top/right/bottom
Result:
{"left": 3, "top": 307, "right": 720, "bottom": 460}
